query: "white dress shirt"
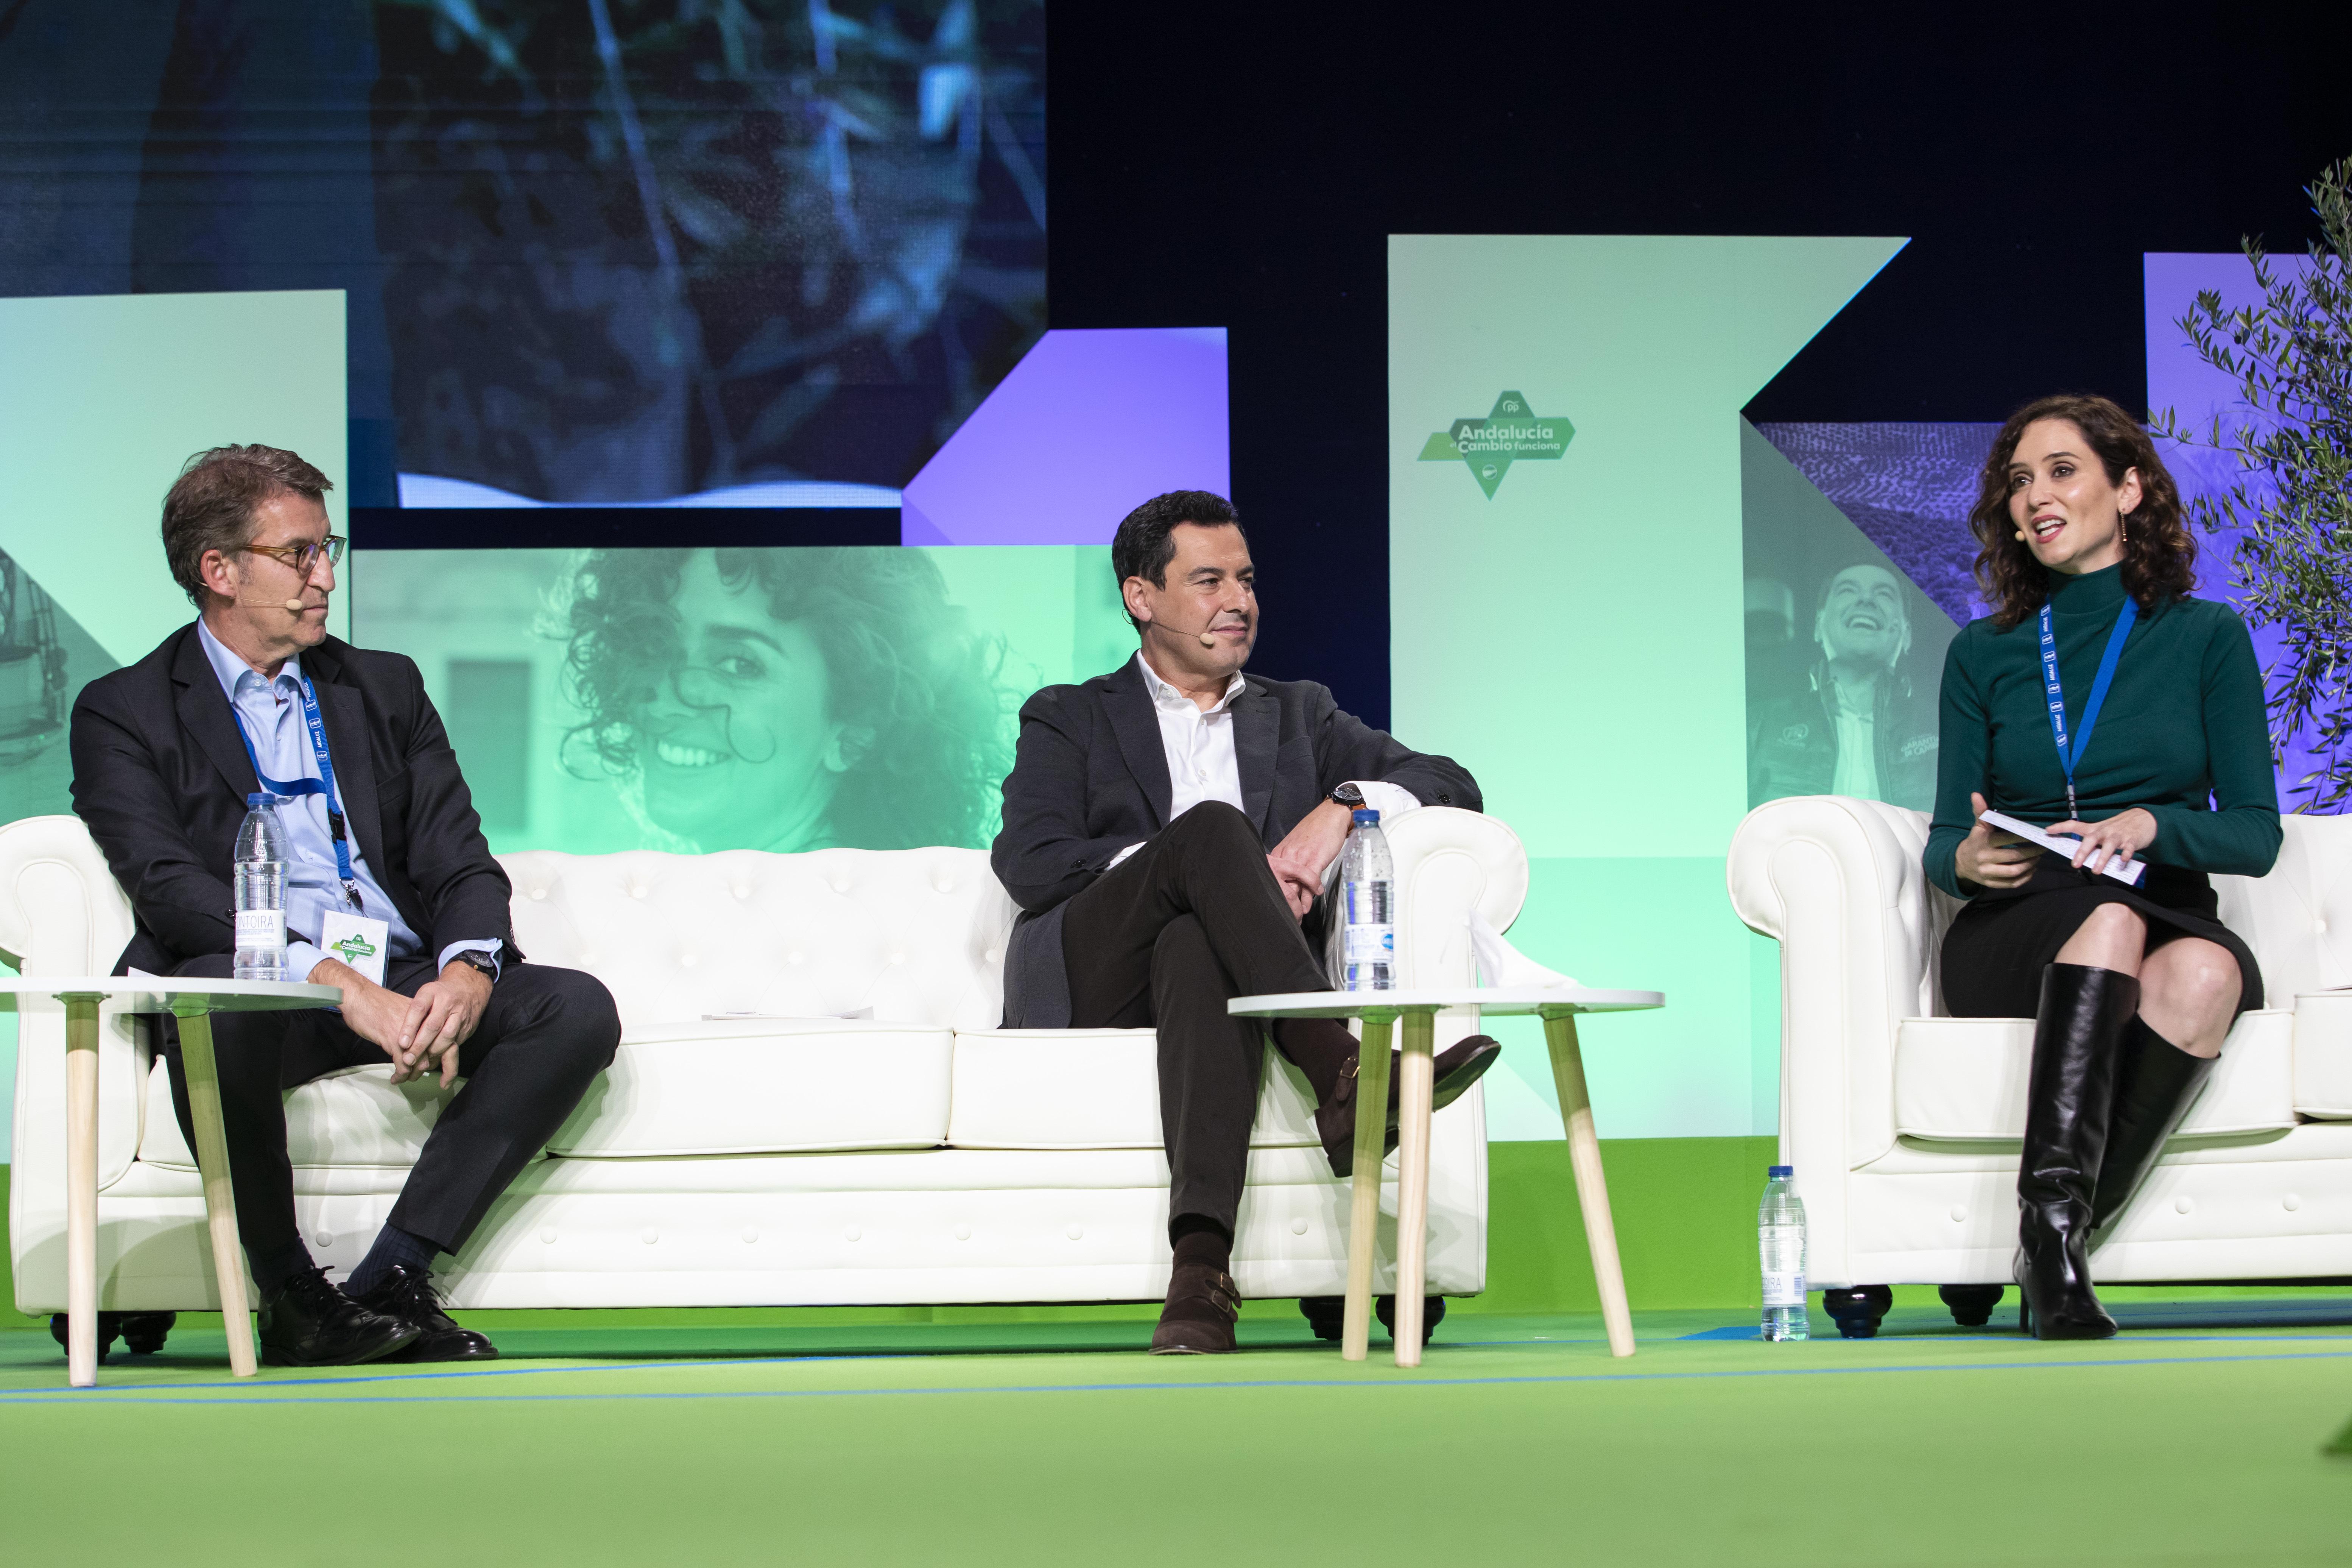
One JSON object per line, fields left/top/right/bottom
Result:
{"left": 1106, "top": 652, "right": 1422, "bottom": 872}
{"left": 197, "top": 620, "right": 502, "bottom": 984}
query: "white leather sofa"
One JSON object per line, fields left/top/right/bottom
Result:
{"left": 4, "top": 808, "right": 1522, "bottom": 1314}
{"left": 1730, "top": 795, "right": 2352, "bottom": 1315}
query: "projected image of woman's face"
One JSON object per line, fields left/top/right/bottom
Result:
{"left": 638, "top": 550, "right": 851, "bottom": 852}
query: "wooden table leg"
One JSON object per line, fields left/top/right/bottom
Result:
{"left": 1391, "top": 1009, "right": 1436, "bottom": 1368}
{"left": 175, "top": 1009, "right": 257, "bottom": 1377}
{"left": 1340, "top": 1014, "right": 1394, "bottom": 1363}
{"left": 62, "top": 995, "right": 100, "bottom": 1389}
{"left": 1544, "top": 1009, "right": 1635, "bottom": 1358}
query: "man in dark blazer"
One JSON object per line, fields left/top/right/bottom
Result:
{"left": 992, "top": 490, "right": 1497, "bottom": 1354}
{"left": 70, "top": 444, "right": 620, "bottom": 1367}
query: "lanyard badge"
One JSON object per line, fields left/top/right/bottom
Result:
{"left": 2038, "top": 597, "right": 2138, "bottom": 821}
{"left": 229, "top": 672, "right": 365, "bottom": 912}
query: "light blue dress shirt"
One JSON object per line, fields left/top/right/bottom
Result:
{"left": 197, "top": 621, "right": 501, "bottom": 984}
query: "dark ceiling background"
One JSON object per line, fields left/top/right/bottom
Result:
{"left": 1045, "top": 5, "right": 2352, "bottom": 729}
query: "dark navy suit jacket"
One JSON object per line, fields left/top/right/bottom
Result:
{"left": 989, "top": 656, "right": 1480, "bottom": 1026}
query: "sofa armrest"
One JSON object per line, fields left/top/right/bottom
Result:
{"left": 1727, "top": 796, "right": 1951, "bottom": 1283}
{"left": 1357, "top": 806, "right": 1530, "bottom": 989}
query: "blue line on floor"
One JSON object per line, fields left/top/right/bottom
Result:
{"left": 3, "top": 1345, "right": 2347, "bottom": 1408}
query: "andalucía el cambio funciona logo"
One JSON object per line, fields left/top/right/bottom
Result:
{"left": 1416, "top": 391, "right": 1575, "bottom": 498}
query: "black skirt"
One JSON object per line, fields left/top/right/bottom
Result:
{"left": 1941, "top": 855, "right": 2264, "bottom": 1019}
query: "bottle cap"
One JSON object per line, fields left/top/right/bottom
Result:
{"left": 1351, "top": 808, "right": 1380, "bottom": 824}
{"left": 1768, "top": 1165, "right": 1793, "bottom": 1178}
{"left": 247, "top": 792, "right": 265, "bottom": 808}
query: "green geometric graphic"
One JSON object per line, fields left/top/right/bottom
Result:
{"left": 1415, "top": 391, "right": 1575, "bottom": 497}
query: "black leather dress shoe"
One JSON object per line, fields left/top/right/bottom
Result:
{"left": 257, "top": 1267, "right": 421, "bottom": 1367}
{"left": 351, "top": 1264, "right": 500, "bottom": 1362}
{"left": 1318, "top": 1034, "right": 1505, "bottom": 1178}
{"left": 1150, "top": 1263, "right": 1240, "bottom": 1354}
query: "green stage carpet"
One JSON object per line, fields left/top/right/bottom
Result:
{"left": 2, "top": 1303, "right": 2347, "bottom": 1566}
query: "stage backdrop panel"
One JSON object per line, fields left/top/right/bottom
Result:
{"left": 0, "top": 289, "right": 348, "bottom": 1162}
{"left": 1388, "top": 234, "right": 1905, "bottom": 1141}
{"left": 350, "top": 545, "right": 1134, "bottom": 860}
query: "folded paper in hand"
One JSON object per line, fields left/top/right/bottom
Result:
{"left": 1468, "top": 910, "right": 1579, "bottom": 989}
{"left": 1980, "top": 810, "right": 2147, "bottom": 887}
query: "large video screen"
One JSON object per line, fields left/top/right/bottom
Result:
{"left": 353, "top": 545, "right": 1133, "bottom": 856}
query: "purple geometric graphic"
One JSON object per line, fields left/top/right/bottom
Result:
{"left": 899, "top": 328, "right": 1229, "bottom": 545}
{"left": 1752, "top": 422, "right": 1999, "bottom": 628}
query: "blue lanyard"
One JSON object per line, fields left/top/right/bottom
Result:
{"left": 229, "top": 670, "right": 363, "bottom": 911}
{"left": 2037, "top": 596, "right": 2138, "bottom": 821}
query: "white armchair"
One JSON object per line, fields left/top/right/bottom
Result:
{"left": 1728, "top": 795, "right": 2352, "bottom": 1331}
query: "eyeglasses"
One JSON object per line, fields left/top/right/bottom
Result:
{"left": 238, "top": 534, "right": 347, "bottom": 578}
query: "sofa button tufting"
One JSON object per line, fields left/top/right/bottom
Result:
{"left": 2174, "top": 1196, "right": 2194, "bottom": 1215}
{"left": 953, "top": 1223, "right": 971, "bottom": 1241}
{"left": 630, "top": 885, "right": 647, "bottom": 900}
{"left": 641, "top": 1227, "right": 659, "bottom": 1244}
{"left": 731, "top": 886, "right": 750, "bottom": 900}
{"left": 935, "top": 880, "right": 955, "bottom": 894}
{"left": 743, "top": 1227, "right": 759, "bottom": 1244}
{"left": 1290, "top": 1217, "right": 1309, "bottom": 1236}
{"left": 844, "top": 1225, "right": 861, "bottom": 1242}
{"left": 1948, "top": 1205, "right": 1967, "bottom": 1223}
{"left": 1065, "top": 1224, "right": 1083, "bottom": 1241}
{"left": 888, "top": 953, "right": 905, "bottom": 965}
{"left": 2318, "top": 919, "right": 2330, "bottom": 934}
{"left": 984, "top": 949, "right": 1002, "bottom": 964}
{"left": 679, "top": 953, "right": 698, "bottom": 967}
{"left": 788, "top": 951, "right": 804, "bottom": 965}
{"left": 540, "top": 1227, "right": 558, "bottom": 1244}
{"left": 530, "top": 887, "right": 547, "bottom": 901}
{"left": 831, "top": 879, "right": 850, "bottom": 894}
{"left": 2284, "top": 1193, "right": 2303, "bottom": 1212}
{"left": 314, "top": 1231, "right": 333, "bottom": 1248}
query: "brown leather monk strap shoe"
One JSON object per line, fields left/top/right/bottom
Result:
{"left": 1150, "top": 1263, "right": 1241, "bottom": 1354}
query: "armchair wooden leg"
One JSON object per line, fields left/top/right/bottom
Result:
{"left": 63, "top": 995, "right": 100, "bottom": 1389}
{"left": 1391, "top": 1010, "right": 1436, "bottom": 1367}
{"left": 1544, "top": 1008, "right": 1635, "bottom": 1358}
{"left": 1340, "top": 1014, "right": 1394, "bottom": 1363}
{"left": 174, "top": 1008, "right": 257, "bottom": 1377}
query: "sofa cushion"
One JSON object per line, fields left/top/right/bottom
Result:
{"left": 1893, "top": 1009, "right": 2297, "bottom": 1142}
{"left": 547, "top": 1018, "right": 954, "bottom": 1158}
{"left": 138, "top": 1058, "right": 450, "bottom": 1170}
{"left": 2293, "top": 992, "right": 2352, "bottom": 1118}
{"left": 946, "top": 1028, "right": 1322, "bottom": 1150}
{"left": 498, "top": 847, "right": 1018, "bottom": 1035}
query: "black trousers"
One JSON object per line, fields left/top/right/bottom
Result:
{"left": 1060, "top": 802, "right": 1333, "bottom": 1235}
{"left": 162, "top": 953, "right": 621, "bottom": 1268}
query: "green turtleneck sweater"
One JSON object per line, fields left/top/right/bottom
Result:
{"left": 1924, "top": 563, "right": 2281, "bottom": 899}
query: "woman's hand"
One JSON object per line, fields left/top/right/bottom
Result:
{"left": 2048, "top": 805, "right": 2157, "bottom": 877}
{"left": 1954, "top": 791, "right": 2038, "bottom": 890}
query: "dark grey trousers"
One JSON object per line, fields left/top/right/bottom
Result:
{"left": 1059, "top": 802, "right": 1333, "bottom": 1235}
{"left": 162, "top": 953, "right": 620, "bottom": 1265}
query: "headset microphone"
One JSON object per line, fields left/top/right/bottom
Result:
{"left": 1199, "top": 627, "right": 1218, "bottom": 648}
{"left": 285, "top": 599, "right": 306, "bottom": 612}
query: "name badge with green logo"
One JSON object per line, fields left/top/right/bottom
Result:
{"left": 319, "top": 910, "right": 390, "bottom": 985}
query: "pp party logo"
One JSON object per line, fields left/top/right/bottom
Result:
{"left": 1416, "top": 391, "right": 1574, "bottom": 497}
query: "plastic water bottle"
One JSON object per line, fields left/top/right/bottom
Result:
{"left": 1759, "top": 1165, "right": 1809, "bottom": 1340}
{"left": 1340, "top": 808, "right": 1394, "bottom": 991}
{"left": 233, "top": 793, "right": 289, "bottom": 983}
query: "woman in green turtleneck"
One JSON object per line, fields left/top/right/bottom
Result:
{"left": 1925, "top": 392, "right": 2280, "bottom": 1341}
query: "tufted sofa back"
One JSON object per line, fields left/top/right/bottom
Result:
{"left": 2213, "top": 814, "right": 2352, "bottom": 1005}
{"left": 501, "top": 847, "right": 1021, "bottom": 1034}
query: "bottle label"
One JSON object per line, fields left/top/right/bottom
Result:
{"left": 1344, "top": 923, "right": 1394, "bottom": 962}
{"left": 1762, "top": 1270, "right": 1807, "bottom": 1308}
{"left": 234, "top": 909, "right": 286, "bottom": 950}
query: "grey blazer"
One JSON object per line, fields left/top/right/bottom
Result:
{"left": 989, "top": 657, "right": 1481, "bottom": 1026}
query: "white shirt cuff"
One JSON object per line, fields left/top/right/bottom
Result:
{"left": 438, "top": 938, "right": 504, "bottom": 979}
{"left": 285, "top": 941, "right": 326, "bottom": 984}
{"left": 1104, "top": 842, "right": 1145, "bottom": 872}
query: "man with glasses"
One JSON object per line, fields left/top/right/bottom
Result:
{"left": 69, "top": 444, "right": 621, "bottom": 1366}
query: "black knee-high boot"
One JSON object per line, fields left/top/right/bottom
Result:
{"left": 2015, "top": 963, "right": 2138, "bottom": 1340}
{"left": 2090, "top": 1015, "right": 2217, "bottom": 1232}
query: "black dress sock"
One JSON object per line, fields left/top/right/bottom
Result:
{"left": 347, "top": 1223, "right": 441, "bottom": 1297}
{"left": 1271, "top": 1017, "right": 1359, "bottom": 1106}
{"left": 1169, "top": 1215, "right": 1233, "bottom": 1272}
{"left": 249, "top": 1238, "right": 318, "bottom": 1298}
